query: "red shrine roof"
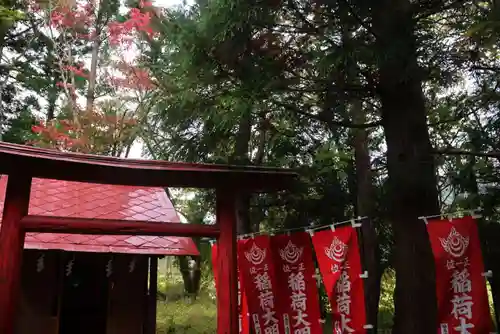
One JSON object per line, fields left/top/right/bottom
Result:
{"left": 0, "top": 175, "right": 199, "bottom": 256}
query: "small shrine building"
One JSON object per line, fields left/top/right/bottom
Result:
{"left": 0, "top": 175, "right": 199, "bottom": 334}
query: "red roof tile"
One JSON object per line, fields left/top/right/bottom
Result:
{"left": 0, "top": 176, "right": 199, "bottom": 255}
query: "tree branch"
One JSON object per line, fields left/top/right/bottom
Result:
{"left": 433, "top": 148, "right": 500, "bottom": 158}
{"left": 337, "top": 0, "right": 378, "bottom": 39}
{"left": 274, "top": 100, "right": 381, "bottom": 129}
{"left": 471, "top": 65, "right": 500, "bottom": 73}
{"left": 414, "top": 0, "right": 468, "bottom": 20}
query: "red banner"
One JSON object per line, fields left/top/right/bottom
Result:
{"left": 211, "top": 243, "right": 250, "bottom": 334}
{"left": 426, "top": 216, "right": 493, "bottom": 334}
{"left": 311, "top": 226, "right": 367, "bottom": 333}
{"left": 238, "top": 235, "right": 285, "bottom": 334}
{"left": 271, "top": 231, "right": 323, "bottom": 333}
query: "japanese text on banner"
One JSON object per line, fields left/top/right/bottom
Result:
{"left": 238, "top": 235, "right": 284, "bottom": 334}
{"left": 311, "top": 226, "right": 367, "bottom": 334}
{"left": 427, "top": 216, "right": 493, "bottom": 334}
{"left": 272, "top": 232, "right": 323, "bottom": 334}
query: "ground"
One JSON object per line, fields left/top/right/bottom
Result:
{"left": 156, "top": 279, "right": 216, "bottom": 334}
{"left": 154, "top": 272, "right": 396, "bottom": 333}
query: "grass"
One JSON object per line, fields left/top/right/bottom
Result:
{"left": 155, "top": 280, "right": 395, "bottom": 334}
{"left": 156, "top": 295, "right": 217, "bottom": 334}
{"left": 156, "top": 270, "right": 217, "bottom": 334}
{"left": 154, "top": 268, "right": 397, "bottom": 333}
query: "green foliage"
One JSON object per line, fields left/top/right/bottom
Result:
{"left": 1, "top": 108, "right": 37, "bottom": 144}
{"left": 0, "top": 6, "right": 23, "bottom": 22}
{"left": 156, "top": 293, "right": 217, "bottom": 334}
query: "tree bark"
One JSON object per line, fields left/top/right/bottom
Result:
{"left": 47, "top": 80, "right": 58, "bottom": 121}
{"left": 85, "top": 1, "right": 107, "bottom": 115}
{"left": 351, "top": 100, "right": 381, "bottom": 332}
{"left": 372, "top": 0, "right": 440, "bottom": 332}
{"left": 179, "top": 256, "right": 201, "bottom": 300}
{"left": 232, "top": 105, "right": 253, "bottom": 234}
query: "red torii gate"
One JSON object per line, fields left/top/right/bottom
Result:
{"left": 0, "top": 142, "right": 297, "bottom": 334}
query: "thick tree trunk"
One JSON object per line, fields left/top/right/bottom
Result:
{"left": 85, "top": 38, "right": 99, "bottom": 114}
{"left": 85, "top": 1, "right": 107, "bottom": 115}
{"left": 232, "top": 105, "right": 253, "bottom": 234}
{"left": 47, "top": 81, "right": 58, "bottom": 121}
{"left": 351, "top": 100, "right": 381, "bottom": 332}
{"left": 179, "top": 256, "right": 201, "bottom": 301}
{"left": 372, "top": 0, "right": 440, "bottom": 332}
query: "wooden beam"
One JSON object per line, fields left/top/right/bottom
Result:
{"left": 0, "top": 175, "right": 32, "bottom": 334}
{"left": 20, "top": 215, "right": 220, "bottom": 238}
{"left": 0, "top": 142, "right": 298, "bottom": 191}
{"left": 215, "top": 189, "right": 238, "bottom": 334}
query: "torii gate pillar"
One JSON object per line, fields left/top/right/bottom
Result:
{"left": 215, "top": 188, "right": 239, "bottom": 334}
{"left": 0, "top": 175, "right": 32, "bottom": 334}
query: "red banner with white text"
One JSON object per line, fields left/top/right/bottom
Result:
{"left": 211, "top": 243, "right": 250, "bottom": 334}
{"left": 271, "top": 231, "right": 323, "bottom": 334}
{"left": 238, "top": 235, "right": 285, "bottom": 334}
{"left": 311, "top": 226, "right": 366, "bottom": 333}
{"left": 426, "top": 216, "right": 493, "bottom": 334}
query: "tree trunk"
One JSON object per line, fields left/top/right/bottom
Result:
{"left": 351, "top": 100, "right": 381, "bottom": 332}
{"left": 372, "top": 0, "right": 440, "bottom": 332}
{"left": 47, "top": 81, "right": 58, "bottom": 121}
{"left": 85, "top": 37, "right": 99, "bottom": 114}
{"left": 179, "top": 256, "right": 201, "bottom": 301}
{"left": 232, "top": 105, "right": 253, "bottom": 234}
{"left": 85, "top": 1, "right": 106, "bottom": 115}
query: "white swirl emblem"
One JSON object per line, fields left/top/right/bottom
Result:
{"left": 325, "top": 237, "right": 348, "bottom": 262}
{"left": 279, "top": 240, "right": 303, "bottom": 264}
{"left": 244, "top": 243, "right": 266, "bottom": 265}
{"left": 439, "top": 227, "right": 469, "bottom": 258}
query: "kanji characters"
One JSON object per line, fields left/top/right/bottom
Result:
{"left": 334, "top": 314, "right": 354, "bottom": 333}
{"left": 262, "top": 308, "right": 278, "bottom": 326}
{"left": 451, "top": 294, "right": 474, "bottom": 320}
{"left": 451, "top": 269, "right": 472, "bottom": 294}
{"left": 336, "top": 293, "right": 352, "bottom": 315}
{"left": 289, "top": 272, "right": 306, "bottom": 292}
{"left": 293, "top": 310, "right": 311, "bottom": 327}
{"left": 454, "top": 317, "right": 474, "bottom": 334}
{"left": 247, "top": 242, "right": 278, "bottom": 334}
{"left": 334, "top": 267, "right": 353, "bottom": 333}
{"left": 447, "top": 259, "right": 456, "bottom": 270}
{"left": 336, "top": 271, "right": 351, "bottom": 294}
{"left": 264, "top": 323, "right": 279, "bottom": 334}
{"left": 255, "top": 272, "right": 273, "bottom": 291}
{"left": 283, "top": 241, "right": 310, "bottom": 332}
{"left": 259, "top": 291, "right": 275, "bottom": 310}
{"left": 294, "top": 327, "right": 311, "bottom": 334}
